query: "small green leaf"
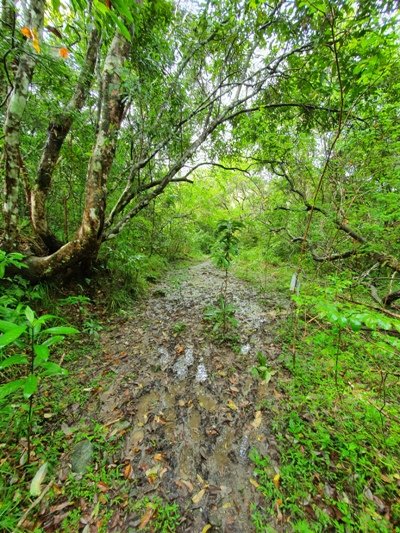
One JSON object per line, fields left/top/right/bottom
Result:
{"left": 0, "top": 354, "right": 28, "bottom": 369}
{"left": 23, "top": 375, "right": 38, "bottom": 398}
{"left": 25, "top": 306, "right": 35, "bottom": 324}
{"left": 33, "top": 344, "right": 50, "bottom": 367}
{"left": 39, "top": 362, "right": 68, "bottom": 376}
{"left": 0, "top": 319, "right": 20, "bottom": 332}
{"left": 42, "top": 335, "right": 64, "bottom": 347}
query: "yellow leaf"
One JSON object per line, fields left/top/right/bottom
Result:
{"left": 201, "top": 525, "right": 212, "bottom": 533}
{"left": 249, "top": 478, "right": 260, "bottom": 489}
{"left": 222, "top": 502, "right": 233, "bottom": 509}
{"left": 273, "top": 473, "right": 281, "bottom": 488}
{"left": 30, "top": 462, "right": 48, "bottom": 496}
{"left": 227, "top": 399, "right": 238, "bottom": 411}
{"left": 192, "top": 488, "right": 206, "bottom": 504}
{"left": 32, "top": 28, "right": 40, "bottom": 53}
{"left": 251, "top": 411, "right": 262, "bottom": 429}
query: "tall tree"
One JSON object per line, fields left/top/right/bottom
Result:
{"left": 1, "top": 0, "right": 397, "bottom": 280}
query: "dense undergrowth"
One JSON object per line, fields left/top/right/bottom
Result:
{"left": 1, "top": 173, "right": 400, "bottom": 531}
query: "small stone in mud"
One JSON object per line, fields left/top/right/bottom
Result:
{"left": 70, "top": 440, "right": 94, "bottom": 473}
{"left": 240, "top": 344, "right": 251, "bottom": 355}
{"left": 173, "top": 346, "right": 194, "bottom": 379}
{"left": 238, "top": 435, "right": 249, "bottom": 461}
{"left": 158, "top": 346, "right": 170, "bottom": 367}
{"left": 195, "top": 363, "right": 208, "bottom": 383}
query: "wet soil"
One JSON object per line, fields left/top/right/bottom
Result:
{"left": 86, "top": 261, "right": 289, "bottom": 531}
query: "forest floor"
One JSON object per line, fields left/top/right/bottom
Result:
{"left": 40, "top": 260, "right": 291, "bottom": 532}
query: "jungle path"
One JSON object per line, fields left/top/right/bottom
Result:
{"left": 89, "top": 261, "right": 290, "bottom": 531}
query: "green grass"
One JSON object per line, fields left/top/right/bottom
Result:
{"left": 131, "top": 496, "right": 181, "bottom": 532}
{"left": 250, "top": 314, "right": 400, "bottom": 532}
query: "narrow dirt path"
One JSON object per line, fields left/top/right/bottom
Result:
{"left": 92, "top": 261, "right": 289, "bottom": 531}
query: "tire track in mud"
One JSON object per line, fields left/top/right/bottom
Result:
{"left": 95, "top": 261, "right": 290, "bottom": 531}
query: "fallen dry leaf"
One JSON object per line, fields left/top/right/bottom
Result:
{"left": 192, "top": 488, "right": 206, "bottom": 504}
{"left": 249, "top": 478, "right": 260, "bottom": 489}
{"left": 251, "top": 410, "right": 262, "bottom": 429}
{"left": 138, "top": 506, "right": 155, "bottom": 530}
{"left": 123, "top": 463, "right": 132, "bottom": 479}
{"left": 201, "top": 525, "right": 212, "bottom": 533}
{"left": 273, "top": 473, "right": 281, "bottom": 489}
{"left": 227, "top": 399, "right": 238, "bottom": 411}
{"left": 153, "top": 453, "right": 165, "bottom": 462}
{"left": 97, "top": 481, "right": 109, "bottom": 493}
{"left": 180, "top": 479, "right": 194, "bottom": 492}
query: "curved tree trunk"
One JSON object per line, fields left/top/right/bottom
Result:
{"left": 30, "top": 28, "right": 100, "bottom": 253}
{"left": 2, "top": 0, "right": 45, "bottom": 249}
{"left": 24, "top": 32, "right": 130, "bottom": 279}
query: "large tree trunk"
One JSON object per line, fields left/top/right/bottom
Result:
{"left": 30, "top": 28, "right": 100, "bottom": 253}
{"left": 24, "top": 32, "right": 130, "bottom": 279}
{"left": 2, "top": 0, "right": 45, "bottom": 249}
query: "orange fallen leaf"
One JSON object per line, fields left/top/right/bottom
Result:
{"left": 180, "top": 479, "right": 194, "bottom": 492}
{"left": 97, "top": 481, "right": 109, "bottom": 492}
{"left": 176, "top": 345, "right": 184, "bottom": 354}
{"left": 21, "top": 27, "right": 33, "bottom": 38}
{"left": 123, "top": 463, "right": 132, "bottom": 479}
{"left": 154, "top": 453, "right": 164, "bottom": 462}
{"left": 138, "top": 506, "right": 155, "bottom": 530}
{"left": 59, "top": 47, "right": 69, "bottom": 59}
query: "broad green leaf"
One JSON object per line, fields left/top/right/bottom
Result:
{"left": 0, "top": 320, "right": 19, "bottom": 332}
{"left": 0, "top": 354, "right": 28, "bottom": 369}
{"left": 0, "top": 325, "right": 27, "bottom": 348}
{"left": 0, "top": 379, "right": 25, "bottom": 400}
{"left": 42, "top": 326, "right": 79, "bottom": 335}
{"left": 23, "top": 375, "right": 38, "bottom": 399}
{"left": 30, "top": 462, "right": 48, "bottom": 496}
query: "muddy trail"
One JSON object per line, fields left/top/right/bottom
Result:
{"left": 79, "top": 261, "right": 289, "bottom": 531}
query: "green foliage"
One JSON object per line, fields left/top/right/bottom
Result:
{"left": 251, "top": 352, "right": 275, "bottom": 382}
{"left": 212, "top": 219, "right": 244, "bottom": 270}
{"left": 204, "top": 296, "right": 239, "bottom": 345}
{"left": 0, "top": 253, "right": 78, "bottom": 461}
